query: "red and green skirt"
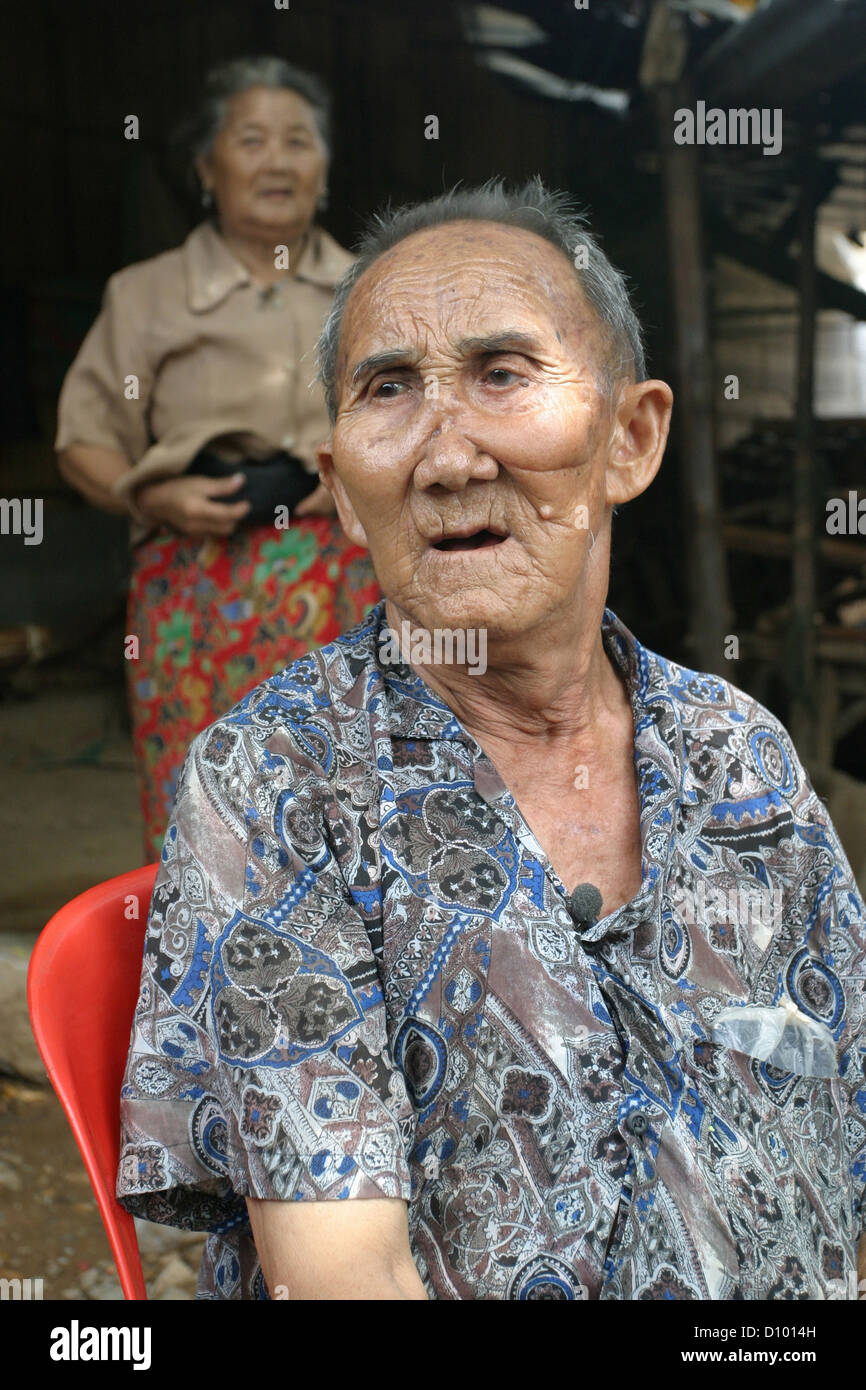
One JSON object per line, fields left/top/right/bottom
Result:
{"left": 126, "top": 518, "right": 379, "bottom": 859}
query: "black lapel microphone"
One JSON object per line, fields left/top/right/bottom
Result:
{"left": 568, "top": 882, "right": 604, "bottom": 936}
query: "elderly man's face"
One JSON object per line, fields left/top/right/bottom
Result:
{"left": 319, "top": 221, "right": 668, "bottom": 637}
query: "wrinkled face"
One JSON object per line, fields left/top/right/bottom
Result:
{"left": 198, "top": 86, "right": 327, "bottom": 241}
{"left": 322, "top": 222, "right": 625, "bottom": 637}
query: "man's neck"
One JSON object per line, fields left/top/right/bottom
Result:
{"left": 385, "top": 591, "right": 625, "bottom": 761}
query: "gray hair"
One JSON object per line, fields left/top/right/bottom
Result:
{"left": 184, "top": 55, "right": 331, "bottom": 166}
{"left": 318, "top": 177, "right": 646, "bottom": 422}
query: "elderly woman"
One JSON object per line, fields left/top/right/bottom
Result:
{"left": 55, "top": 56, "right": 378, "bottom": 858}
{"left": 117, "top": 181, "right": 866, "bottom": 1302}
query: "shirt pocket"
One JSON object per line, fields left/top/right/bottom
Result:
{"left": 672, "top": 975, "right": 855, "bottom": 1292}
{"left": 728, "top": 1067, "right": 854, "bottom": 1297}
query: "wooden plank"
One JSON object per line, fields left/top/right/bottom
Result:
{"left": 788, "top": 155, "right": 820, "bottom": 760}
{"left": 655, "top": 77, "right": 733, "bottom": 673}
{"left": 721, "top": 523, "right": 866, "bottom": 569}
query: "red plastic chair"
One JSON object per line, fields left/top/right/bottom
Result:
{"left": 27, "top": 863, "right": 159, "bottom": 1301}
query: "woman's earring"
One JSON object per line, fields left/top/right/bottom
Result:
{"left": 317, "top": 187, "right": 329, "bottom": 212}
{"left": 201, "top": 188, "right": 214, "bottom": 210}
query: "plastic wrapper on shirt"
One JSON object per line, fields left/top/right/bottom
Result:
{"left": 710, "top": 998, "right": 838, "bottom": 1078}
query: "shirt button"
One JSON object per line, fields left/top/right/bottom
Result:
{"left": 626, "top": 1111, "right": 649, "bottom": 1137}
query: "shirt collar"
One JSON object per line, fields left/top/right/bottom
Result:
{"left": 366, "top": 600, "right": 684, "bottom": 935}
{"left": 370, "top": 600, "right": 673, "bottom": 745}
{"left": 293, "top": 224, "right": 355, "bottom": 289}
{"left": 183, "top": 220, "right": 353, "bottom": 313}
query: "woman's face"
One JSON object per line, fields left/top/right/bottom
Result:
{"left": 197, "top": 85, "right": 327, "bottom": 244}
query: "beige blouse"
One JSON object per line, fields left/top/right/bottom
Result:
{"left": 55, "top": 220, "right": 354, "bottom": 541}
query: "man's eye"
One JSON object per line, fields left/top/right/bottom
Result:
{"left": 485, "top": 366, "right": 520, "bottom": 386}
{"left": 371, "top": 379, "right": 408, "bottom": 398}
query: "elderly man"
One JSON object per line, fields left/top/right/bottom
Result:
{"left": 118, "top": 180, "right": 866, "bottom": 1301}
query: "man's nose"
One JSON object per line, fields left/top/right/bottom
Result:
{"left": 414, "top": 417, "right": 499, "bottom": 492}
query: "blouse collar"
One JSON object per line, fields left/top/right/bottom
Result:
{"left": 183, "top": 219, "right": 353, "bottom": 313}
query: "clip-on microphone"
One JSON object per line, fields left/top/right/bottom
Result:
{"left": 568, "top": 882, "right": 603, "bottom": 936}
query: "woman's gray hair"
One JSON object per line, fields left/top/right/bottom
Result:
{"left": 318, "top": 177, "right": 646, "bottom": 422}
{"left": 184, "top": 55, "right": 331, "bottom": 166}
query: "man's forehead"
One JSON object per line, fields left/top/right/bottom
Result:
{"left": 340, "top": 221, "right": 587, "bottom": 359}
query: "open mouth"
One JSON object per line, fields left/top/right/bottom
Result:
{"left": 432, "top": 528, "right": 508, "bottom": 552}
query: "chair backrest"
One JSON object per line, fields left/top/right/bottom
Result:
{"left": 27, "top": 863, "right": 159, "bottom": 1301}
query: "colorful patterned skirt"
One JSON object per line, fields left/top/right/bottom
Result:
{"left": 126, "top": 517, "right": 379, "bottom": 859}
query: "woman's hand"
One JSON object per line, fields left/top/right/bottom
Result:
{"left": 133, "top": 473, "right": 252, "bottom": 537}
{"left": 293, "top": 480, "right": 337, "bottom": 519}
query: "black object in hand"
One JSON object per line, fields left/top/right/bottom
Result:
{"left": 186, "top": 448, "right": 318, "bottom": 526}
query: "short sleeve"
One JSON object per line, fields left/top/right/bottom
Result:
{"left": 816, "top": 801, "right": 866, "bottom": 1244}
{"left": 782, "top": 751, "right": 866, "bottom": 1244}
{"left": 55, "top": 270, "right": 154, "bottom": 464}
{"left": 117, "top": 723, "right": 416, "bottom": 1232}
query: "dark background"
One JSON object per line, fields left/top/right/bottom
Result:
{"left": 1, "top": 0, "right": 865, "bottom": 772}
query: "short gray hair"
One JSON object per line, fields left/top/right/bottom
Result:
{"left": 318, "top": 177, "right": 646, "bottom": 422}
{"left": 184, "top": 55, "right": 331, "bottom": 166}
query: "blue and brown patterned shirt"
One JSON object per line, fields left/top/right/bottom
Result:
{"left": 118, "top": 603, "right": 866, "bottom": 1300}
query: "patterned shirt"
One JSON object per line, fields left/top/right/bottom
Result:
{"left": 117, "top": 602, "right": 866, "bottom": 1300}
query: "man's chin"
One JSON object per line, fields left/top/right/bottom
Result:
{"left": 387, "top": 549, "right": 534, "bottom": 634}
{"left": 386, "top": 591, "right": 535, "bottom": 644}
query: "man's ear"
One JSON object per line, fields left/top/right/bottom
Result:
{"left": 604, "top": 379, "right": 673, "bottom": 507}
{"left": 315, "top": 441, "right": 369, "bottom": 547}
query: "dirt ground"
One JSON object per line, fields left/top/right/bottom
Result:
{"left": 0, "top": 676, "right": 204, "bottom": 1299}
{"left": 0, "top": 1077, "right": 205, "bottom": 1300}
